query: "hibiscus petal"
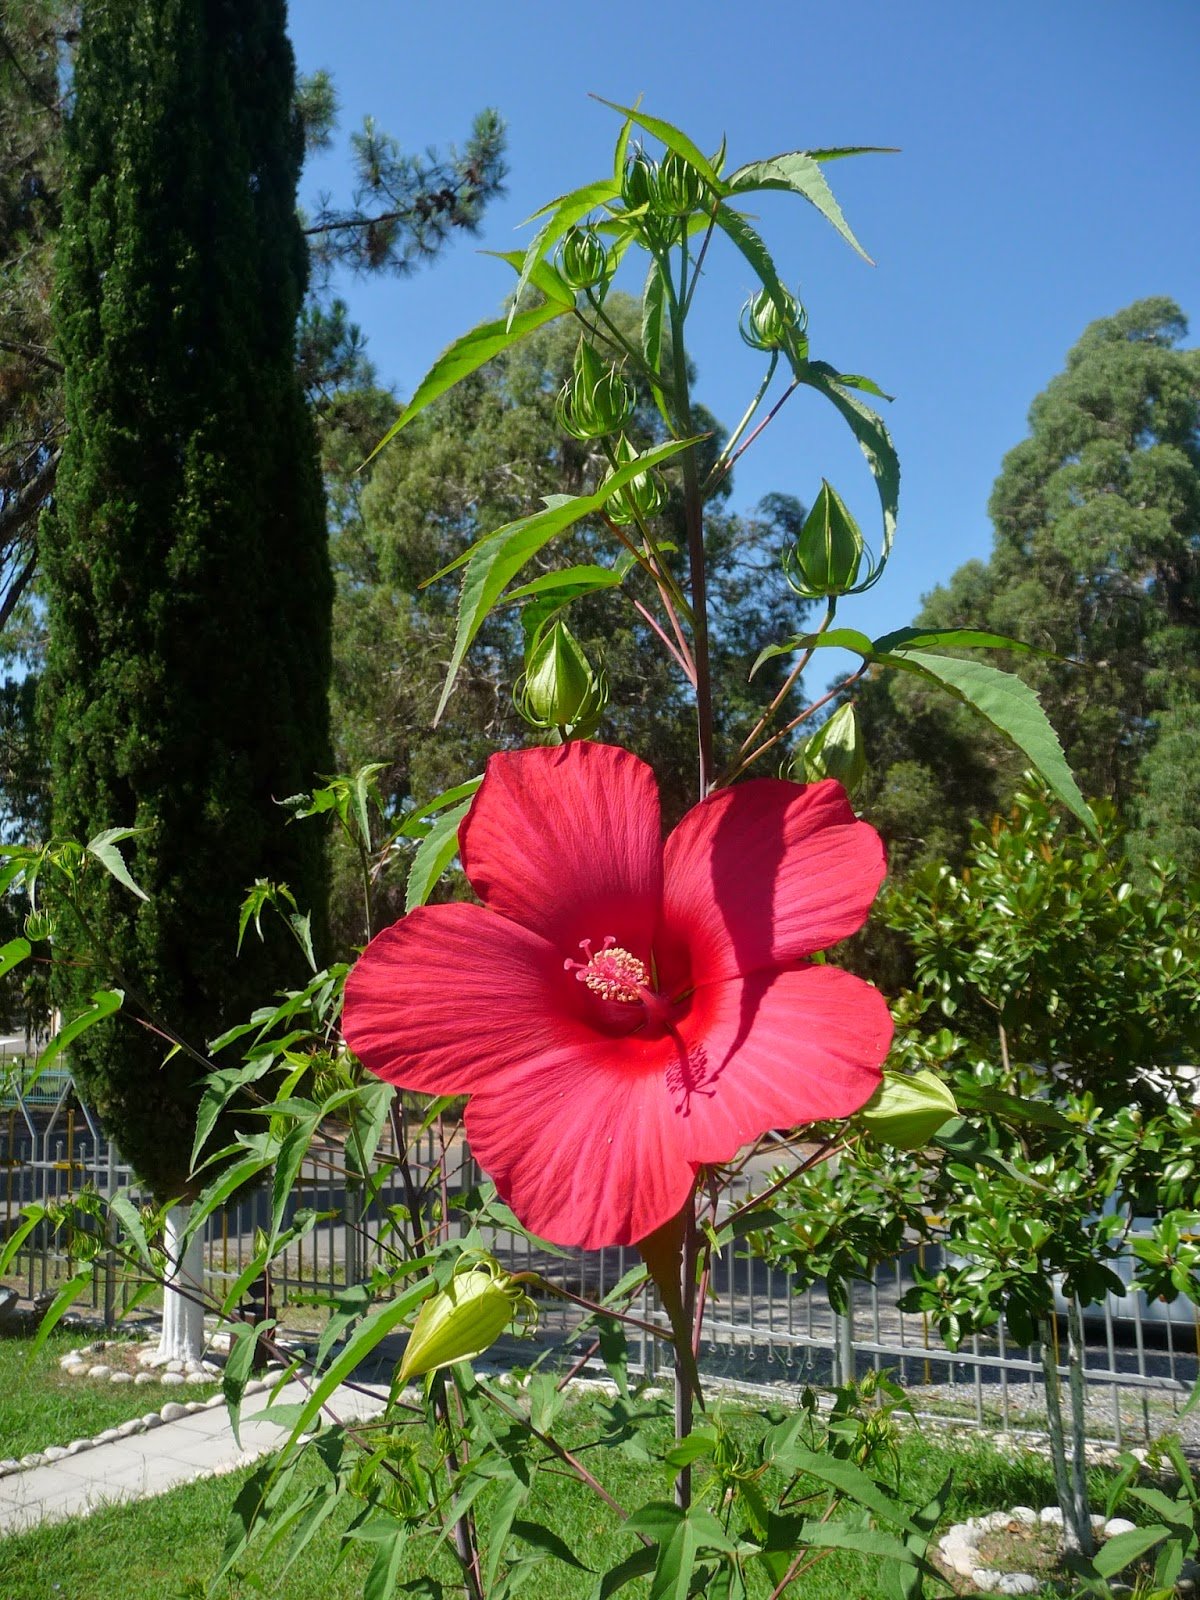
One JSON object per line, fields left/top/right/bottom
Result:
{"left": 668, "top": 964, "right": 892, "bottom": 1165}
{"left": 459, "top": 742, "right": 662, "bottom": 956}
{"left": 464, "top": 1038, "right": 696, "bottom": 1249}
{"left": 342, "top": 903, "right": 579, "bottom": 1095}
{"left": 660, "top": 778, "right": 886, "bottom": 984}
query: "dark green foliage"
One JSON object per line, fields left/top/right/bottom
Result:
{"left": 40, "top": 0, "right": 332, "bottom": 1198}
{"left": 858, "top": 297, "right": 1200, "bottom": 878}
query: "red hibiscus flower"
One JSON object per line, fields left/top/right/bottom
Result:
{"left": 343, "top": 742, "right": 892, "bottom": 1250}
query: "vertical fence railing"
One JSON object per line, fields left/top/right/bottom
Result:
{"left": 2, "top": 1088, "right": 1197, "bottom": 1444}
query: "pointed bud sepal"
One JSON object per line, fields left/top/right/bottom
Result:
{"left": 555, "top": 340, "right": 635, "bottom": 441}
{"left": 783, "top": 480, "right": 867, "bottom": 598}
{"left": 621, "top": 149, "right": 659, "bottom": 212}
{"left": 857, "top": 1069, "right": 958, "bottom": 1150}
{"left": 515, "top": 620, "right": 608, "bottom": 739}
{"left": 739, "top": 286, "right": 808, "bottom": 359}
{"left": 790, "top": 703, "right": 867, "bottom": 795}
{"left": 652, "top": 149, "right": 707, "bottom": 216}
{"left": 557, "top": 226, "right": 609, "bottom": 291}
{"left": 602, "top": 434, "right": 669, "bottom": 526}
{"left": 398, "top": 1253, "right": 537, "bottom": 1386}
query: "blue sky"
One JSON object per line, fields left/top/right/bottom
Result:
{"left": 289, "top": 0, "right": 1199, "bottom": 652}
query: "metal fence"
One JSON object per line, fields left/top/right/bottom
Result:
{"left": 2, "top": 1074, "right": 1197, "bottom": 1448}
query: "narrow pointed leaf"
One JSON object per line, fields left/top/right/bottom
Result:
{"left": 800, "top": 361, "right": 899, "bottom": 578}
{"left": 872, "top": 625, "right": 1046, "bottom": 656}
{"left": 881, "top": 648, "right": 1096, "bottom": 831}
{"left": 25, "top": 1268, "right": 95, "bottom": 1364}
{"left": 395, "top": 778, "right": 482, "bottom": 840}
{"left": 37, "top": 988, "right": 123, "bottom": 1075}
{"left": 484, "top": 249, "right": 575, "bottom": 307}
{"left": 726, "top": 151, "right": 878, "bottom": 260}
{"left": 509, "top": 177, "right": 620, "bottom": 325}
{"left": 434, "top": 436, "right": 697, "bottom": 722}
{"left": 0, "top": 936, "right": 30, "bottom": 981}
{"left": 86, "top": 827, "right": 149, "bottom": 901}
{"left": 750, "top": 626, "right": 876, "bottom": 678}
{"left": 405, "top": 800, "right": 472, "bottom": 912}
{"left": 370, "top": 298, "right": 570, "bottom": 460}
{"left": 1092, "top": 1525, "right": 1169, "bottom": 1578}
{"left": 592, "top": 98, "right": 725, "bottom": 189}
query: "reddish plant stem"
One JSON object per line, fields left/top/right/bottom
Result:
{"left": 632, "top": 597, "right": 695, "bottom": 683}
{"left": 735, "top": 668, "right": 868, "bottom": 777}
{"left": 707, "top": 378, "right": 800, "bottom": 497}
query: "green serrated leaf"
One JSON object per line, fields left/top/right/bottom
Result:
{"left": 369, "top": 298, "right": 571, "bottom": 462}
{"left": 405, "top": 799, "right": 472, "bottom": 913}
{"left": 725, "top": 150, "right": 880, "bottom": 261}
{"left": 880, "top": 648, "right": 1096, "bottom": 831}
{"left": 86, "top": 827, "right": 149, "bottom": 901}
{"left": 25, "top": 1267, "right": 95, "bottom": 1365}
{"left": 1091, "top": 1524, "right": 1170, "bottom": 1578}
{"left": 596, "top": 1545, "right": 658, "bottom": 1600}
{"left": 395, "top": 778, "right": 482, "bottom": 841}
{"left": 483, "top": 249, "right": 576, "bottom": 308}
{"left": 223, "top": 1319, "right": 273, "bottom": 1448}
{"left": 108, "top": 1191, "right": 153, "bottom": 1268}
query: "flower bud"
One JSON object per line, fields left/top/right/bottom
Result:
{"left": 398, "top": 1256, "right": 537, "bottom": 1385}
{"left": 739, "top": 286, "right": 808, "bottom": 356}
{"left": 555, "top": 341, "right": 635, "bottom": 441}
{"left": 515, "top": 620, "right": 608, "bottom": 739}
{"left": 557, "top": 226, "right": 608, "bottom": 291}
{"left": 858, "top": 1069, "right": 958, "bottom": 1150}
{"left": 602, "top": 435, "right": 669, "bottom": 526}
{"left": 791, "top": 703, "right": 867, "bottom": 795}
{"left": 783, "top": 480, "right": 866, "bottom": 598}
{"left": 621, "top": 149, "right": 658, "bottom": 212}
{"left": 24, "top": 908, "right": 54, "bottom": 942}
{"left": 653, "top": 150, "right": 706, "bottom": 216}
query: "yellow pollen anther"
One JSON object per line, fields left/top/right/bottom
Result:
{"left": 565, "top": 937, "right": 649, "bottom": 1003}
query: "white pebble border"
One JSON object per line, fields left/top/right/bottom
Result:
{"left": 937, "top": 1507, "right": 1200, "bottom": 1596}
{"left": 0, "top": 1327, "right": 305, "bottom": 1478}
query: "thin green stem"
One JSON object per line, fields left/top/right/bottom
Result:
{"left": 664, "top": 267, "right": 714, "bottom": 796}
{"left": 728, "top": 603, "right": 838, "bottom": 779}
{"left": 704, "top": 354, "right": 778, "bottom": 494}
{"left": 708, "top": 377, "right": 801, "bottom": 498}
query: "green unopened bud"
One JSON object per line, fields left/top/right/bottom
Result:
{"left": 602, "top": 435, "right": 669, "bottom": 526}
{"left": 791, "top": 703, "right": 867, "bottom": 795}
{"left": 653, "top": 150, "right": 706, "bottom": 216}
{"left": 621, "top": 149, "right": 659, "bottom": 211}
{"left": 555, "top": 341, "right": 635, "bottom": 441}
{"left": 515, "top": 620, "right": 608, "bottom": 738}
{"left": 739, "top": 286, "right": 808, "bottom": 356}
{"left": 24, "top": 908, "right": 54, "bottom": 942}
{"left": 557, "top": 226, "right": 608, "bottom": 291}
{"left": 399, "top": 1255, "right": 537, "bottom": 1386}
{"left": 783, "top": 481, "right": 866, "bottom": 598}
{"left": 858, "top": 1069, "right": 958, "bottom": 1150}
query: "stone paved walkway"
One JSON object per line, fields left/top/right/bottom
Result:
{"left": 0, "top": 1374, "right": 389, "bottom": 1536}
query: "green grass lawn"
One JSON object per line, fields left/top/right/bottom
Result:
{"left": 0, "top": 1391, "right": 1124, "bottom": 1600}
{"left": 0, "top": 1327, "right": 220, "bottom": 1460}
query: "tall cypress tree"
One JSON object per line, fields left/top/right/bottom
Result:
{"left": 41, "top": 0, "right": 331, "bottom": 1204}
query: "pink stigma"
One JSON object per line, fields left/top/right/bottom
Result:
{"left": 565, "top": 936, "right": 649, "bottom": 1004}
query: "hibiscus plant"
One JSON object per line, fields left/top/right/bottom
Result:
{"left": 5, "top": 103, "right": 1110, "bottom": 1600}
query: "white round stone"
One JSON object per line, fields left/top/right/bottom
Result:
{"left": 205, "top": 1393, "right": 225, "bottom": 1408}
{"left": 1104, "top": 1517, "right": 1138, "bottom": 1537}
{"left": 20, "top": 1453, "right": 45, "bottom": 1469}
{"left": 134, "top": 1371, "right": 155, "bottom": 1385}
{"left": 159, "top": 1402, "right": 189, "bottom": 1421}
{"left": 185, "top": 1400, "right": 205, "bottom": 1413}
{"left": 142, "top": 1413, "right": 162, "bottom": 1428}
{"left": 68, "top": 1361, "right": 92, "bottom": 1377}
{"left": 116, "top": 1420, "right": 143, "bottom": 1438}
{"left": 88, "top": 1364, "right": 110, "bottom": 1379}
{"left": 1010, "top": 1506, "right": 1038, "bottom": 1525}
{"left": 66, "top": 1440, "right": 91, "bottom": 1455}
{"left": 160, "top": 1371, "right": 185, "bottom": 1386}
{"left": 108, "top": 1370, "right": 133, "bottom": 1385}
{"left": 972, "top": 1571, "right": 1003, "bottom": 1591}
{"left": 42, "top": 1446, "right": 67, "bottom": 1462}
{"left": 1039, "top": 1506, "right": 1064, "bottom": 1525}
{"left": 995, "top": 1575, "right": 1039, "bottom": 1596}
{"left": 0, "top": 1459, "right": 19, "bottom": 1475}
{"left": 94, "top": 1429, "right": 119, "bottom": 1445}
{"left": 166, "top": 1359, "right": 184, "bottom": 1374}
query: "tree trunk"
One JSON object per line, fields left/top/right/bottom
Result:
{"left": 1066, "top": 1297, "right": 1095, "bottom": 1556}
{"left": 1038, "top": 1315, "right": 1092, "bottom": 1556}
{"left": 154, "top": 1203, "right": 206, "bottom": 1366}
